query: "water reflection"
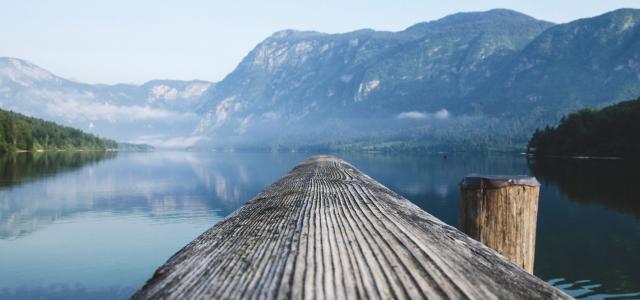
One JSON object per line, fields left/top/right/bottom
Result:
{"left": 0, "top": 152, "right": 308, "bottom": 239}
{"left": 528, "top": 157, "right": 640, "bottom": 218}
{"left": 0, "top": 152, "right": 638, "bottom": 299}
{"left": 0, "top": 152, "right": 117, "bottom": 238}
{"left": 0, "top": 151, "right": 116, "bottom": 189}
{"left": 341, "top": 153, "right": 640, "bottom": 299}
{"left": 339, "top": 152, "right": 532, "bottom": 226}
{"left": 527, "top": 157, "right": 640, "bottom": 299}
{"left": 0, "top": 151, "right": 308, "bottom": 299}
{"left": 0, "top": 284, "right": 136, "bottom": 300}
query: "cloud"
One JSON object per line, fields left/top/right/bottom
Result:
{"left": 44, "top": 96, "right": 194, "bottom": 123}
{"left": 147, "top": 83, "right": 211, "bottom": 102}
{"left": 396, "top": 111, "right": 428, "bottom": 120}
{"left": 396, "top": 109, "right": 450, "bottom": 120}
{"left": 129, "top": 135, "right": 204, "bottom": 148}
{"left": 434, "top": 109, "right": 450, "bottom": 119}
{"left": 211, "top": 96, "right": 241, "bottom": 128}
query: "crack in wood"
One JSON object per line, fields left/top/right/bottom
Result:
{"left": 132, "top": 155, "right": 572, "bottom": 300}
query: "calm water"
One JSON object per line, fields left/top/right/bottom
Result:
{"left": 0, "top": 151, "right": 638, "bottom": 299}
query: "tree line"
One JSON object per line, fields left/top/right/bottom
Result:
{"left": 528, "top": 97, "right": 640, "bottom": 157}
{"left": 0, "top": 109, "right": 118, "bottom": 152}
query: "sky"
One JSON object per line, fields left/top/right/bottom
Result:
{"left": 2, "top": 0, "right": 639, "bottom": 84}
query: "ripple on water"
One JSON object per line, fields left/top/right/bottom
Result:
{"left": 548, "top": 278, "right": 640, "bottom": 299}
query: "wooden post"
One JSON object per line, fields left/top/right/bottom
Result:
{"left": 459, "top": 175, "right": 540, "bottom": 273}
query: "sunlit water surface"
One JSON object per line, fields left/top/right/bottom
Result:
{"left": 0, "top": 151, "right": 638, "bottom": 299}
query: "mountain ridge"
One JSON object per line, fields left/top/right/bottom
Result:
{"left": 3, "top": 8, "right": 640, "bottom": 151}
{"left": 0, "top": 57, "right": 215, "bottom": 147}
{"left": 194, "top": 9, "right": 557, "bottom": 148}
{"left": 193, "top": 8, "right": 640, "bottom": 150}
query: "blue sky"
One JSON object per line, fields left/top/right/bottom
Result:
{"left": 2, "top": 0, "right": 639, "bottom": 84}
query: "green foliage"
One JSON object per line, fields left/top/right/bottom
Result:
{"left": 0, "top": 151, "right": 117, "bottom": 189}
{"left": 528, "top": 98, "right": 640, "bottom": 157}
{"left": 0, "top": 109, "right": 118, "bottom": 153}
{"left": 201, "top": 9, "right": 640, "bottom": 151}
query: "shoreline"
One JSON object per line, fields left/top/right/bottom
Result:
{"left": 526, "top": 153, "right": 639, "bottom": 160}
{"left": 2, "top": 148, "right": 121, "bottom": 155}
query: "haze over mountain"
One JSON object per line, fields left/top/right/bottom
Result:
{"left": 0, "top": 57, "right": 214, "bottom": 147}
{"left": 196, "top": 8, "right": 640, "bottom": 151}
{"left": 2, "top": 8, "right": 640, "bottom": 150}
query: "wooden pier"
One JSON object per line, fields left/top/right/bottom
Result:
{"left": 133, "top": 156, "right": 571, "bottom": 299}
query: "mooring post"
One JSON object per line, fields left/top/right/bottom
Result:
{"left": 459, "top": 175, "right": 540, "bottom": 273}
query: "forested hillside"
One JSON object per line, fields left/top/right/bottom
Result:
{"left": 528, "top": 98, "right": 640, "bottom": 157}
{"left": 0, "top": 109, "right": 117, "bottom": 152}
{"left": 3, "top": 9, "right": 640, "bottom": 151}
{"left": 194, "top": 8, "right": 640, "bottom": 151}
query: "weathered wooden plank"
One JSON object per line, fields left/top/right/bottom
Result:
{"left": 133, "top": 155, "right": 571, "bottom": 300}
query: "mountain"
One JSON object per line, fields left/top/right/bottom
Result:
{"left": 195, "top": 9, "right": 554, "bottom": 149}
{"left": 0, "top": 57, "right": 214, "bottom": 147}
{"left": 479, "top": 8, "right": 640, "bottom": 120}
{"left": 4, "top": 9, "right": 640, "bottom": 151}
{"left": 195, "top": 8, "right": 640, "bottom": 151}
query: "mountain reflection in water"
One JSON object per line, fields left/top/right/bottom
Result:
{"left": 0, "top": 152, "right": 638, "bottom": 299}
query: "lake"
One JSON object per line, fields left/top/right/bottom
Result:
{"left": 0, "top": 151, "right": 638, "bottom": 299}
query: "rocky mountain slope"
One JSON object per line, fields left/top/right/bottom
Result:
{"left": 195, "top": 8, "right": 640, "bottom": 150}
{"left": 480, "top": 9, "right": 640, "bottom": 119}
{"left": 3, "top": 9, "right": 640, "bottom": 151}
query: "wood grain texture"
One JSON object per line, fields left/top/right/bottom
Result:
{"left": 459, "top": 181, "right": 539, "bottom": 273}
{"left": 133, "top": 156, "right": 571, "bottom": 300}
